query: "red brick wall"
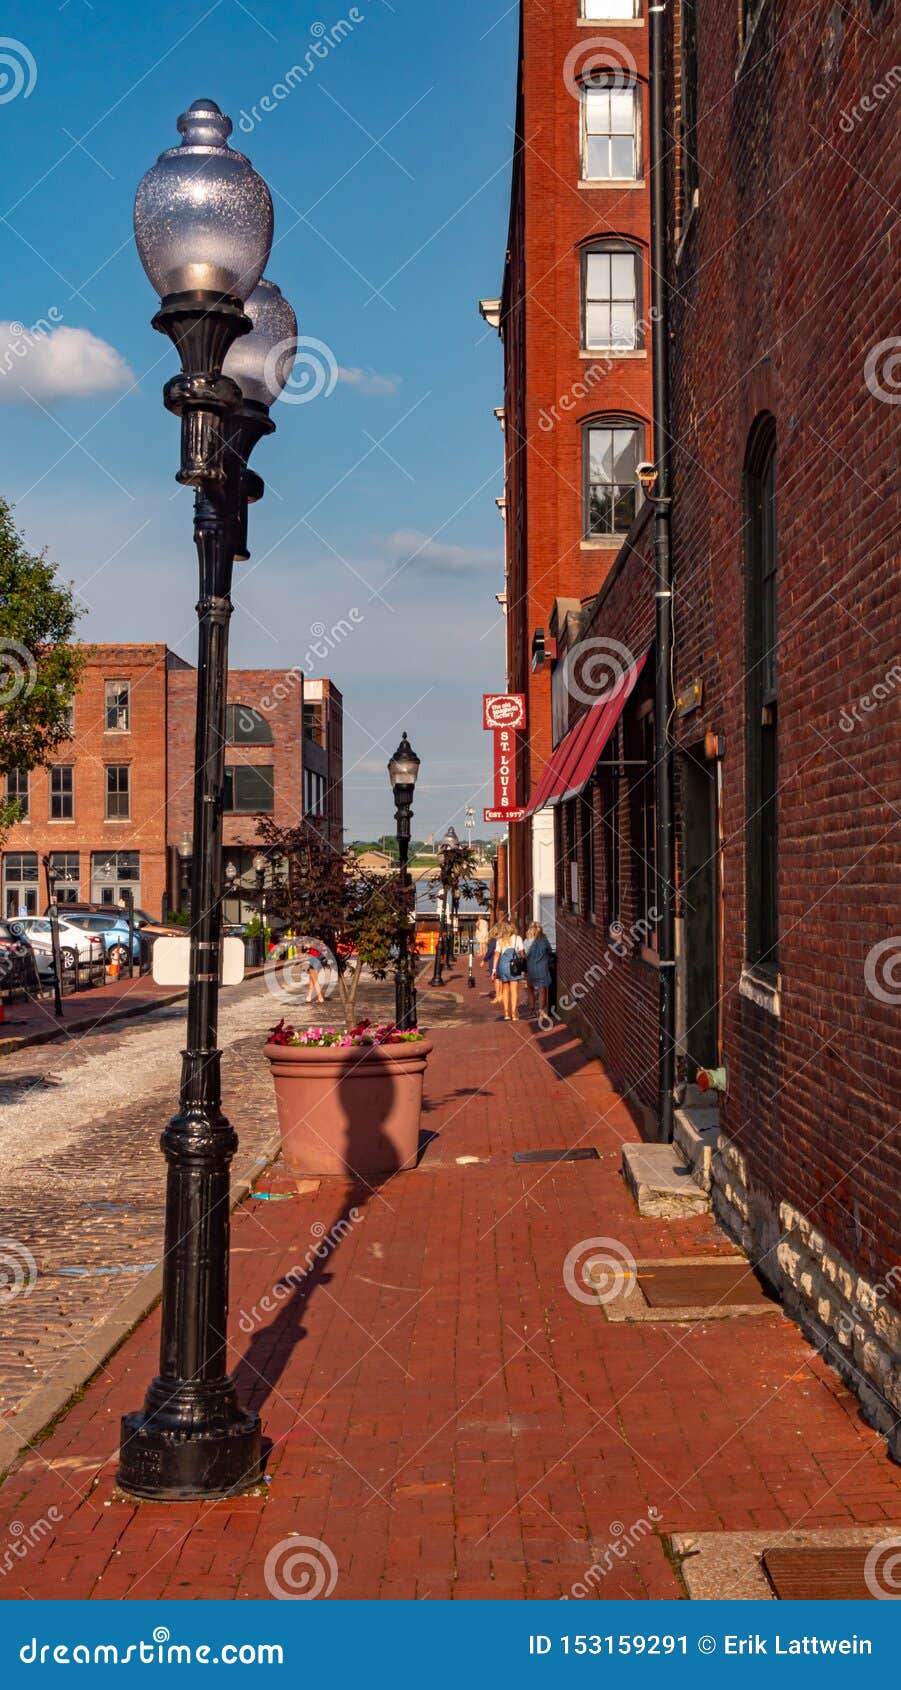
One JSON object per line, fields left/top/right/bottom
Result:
{"left": 2, "top": 645, "right": 170, "bottom": 917}
{"left": 498, "top": 0, "right": 653, "bottom": 919}
{"left": 166, "top": 666, "right": 304, "bottom": 856}
{"left": 664, "top": 0, "right": 901, "bottom": 1290}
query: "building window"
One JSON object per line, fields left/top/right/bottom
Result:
{"left": 681, "top": 0, "right": 699, "bottom": 215}
{"left": 631, "top": 703, "right": 656, "bottom": 933}
{"left": 106, "top": 765, "right": 130, "bottom": 820}
{"left": 225, "top": 704, "right": 273, "bottom": 745}
{"left": 49, "top": 765, "right": 74, "bottom": 820}
{"left": 584, "top": 419, "right": 643, "bottom": 536}
{"left": 583, "top": 0, "right": 640, "bottom": 15}
{"left": 582, "top": 76, "right": 640, "bottom": 181}
{"left": 223, "top": 765, "right": 275, "bottom": 814}
{"left": 583, "top": 245, "right": 640, "bottom": 350}
{"left": 304, "top": 769, "right": 326, "bottom": 817}
{"left": 744, "top": 414, "right": 778, "bottom": 978}
{"left": 303, "top": 702, "right": 325, "bottom": 746}
{"left": 580, "top": 788, "right": 596, "bottom": 919}
{"left": 104, "top": 681, "right": 130, "bottom": 733}
{"left": 91, "top": 850, "right": 140, "bottom": 907}
{"left": 50, "top": 853, "right": 80, "bottom": 903}
{"left": 3, "top": 851, "right": 39, "bottom": 917}
{"left": 7, "top": 768, "right": 28, "bottom": 820}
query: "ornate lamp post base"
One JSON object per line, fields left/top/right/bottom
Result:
{"left": 118, "top": 1407, "right": 261, "bottom": 1502}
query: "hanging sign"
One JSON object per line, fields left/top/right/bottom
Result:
{"left": 483, "top": 693, "right": 527, "bottom": 732}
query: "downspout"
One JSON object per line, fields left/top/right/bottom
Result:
{"left": 649, "top": 2, "right": 676, "bottom": 1142}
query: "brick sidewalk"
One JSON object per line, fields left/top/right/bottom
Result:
{"left": 0, "top": 964, "right": 898, "bottom": 1601}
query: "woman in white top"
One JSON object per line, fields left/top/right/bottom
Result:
{"left": 492, "top": 917, "right": 525, "bottom": 1022}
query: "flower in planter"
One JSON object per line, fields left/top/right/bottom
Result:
{"left": 268, "top": 1017, "right": 423, "bottom": 1050}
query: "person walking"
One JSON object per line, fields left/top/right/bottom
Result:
{"left": 304, "top": 942, "right": 327, "bottom": 1005}
{"left": 524, "top": 921, "right": 552, "bottom": 1019}
{"left": 482, "top": 922, "right": 499, "bottom": 1000}
{"left": 492, "top": 917, "right": 526, "bottom": 1022}
{"left": 474, "top": 915, "right": 488, "bottom": 958}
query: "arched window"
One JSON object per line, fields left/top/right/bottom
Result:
{"left": 583, "top": 417, "right": 644, "bottom": 537}
{"left": 582, "top": 242, "right": 642, "bottom": 350}
{"left": 744, "top": 414, "right": 778, "bottom": 976}
{"left": 581, "top": 75, "right": 641, "bottom": 181}
{"left": 225, "top": 704, "right": 273, "bottom": 745}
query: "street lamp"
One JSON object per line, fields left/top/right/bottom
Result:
{"left": 430, "top": 825, "right": 460, "bottom": 987}
{"left": 387, "top": 732, "right": 420, "bottom": 1029}
{"left": 176, "top": 832, "right": 193, "bottom": 916}
{"left": 118, "top": 99, "right": 296, "bottom": 1503}
{"left": 253, "top": 850, "right": 268, "bottom": 965}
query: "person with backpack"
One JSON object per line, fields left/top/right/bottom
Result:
{"left": 492, "top": 916, "right": 526, "bottom": 1022}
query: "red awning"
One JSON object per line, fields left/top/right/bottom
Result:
{"left": 525, "top": 651, "right": 648, "bottom": 815}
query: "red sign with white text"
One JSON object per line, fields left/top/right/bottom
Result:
{"left": 483, "top": 693, "right": 527, "bottom": 732}
{"left": 484, "top": 807, "right": 526, "bottom": 823}
{"left": 492, "top": 725, "right": 519, "bottom": 814}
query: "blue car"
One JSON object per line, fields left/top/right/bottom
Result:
{"left": 63, "top": 912, "right": 142, "bottom": 966}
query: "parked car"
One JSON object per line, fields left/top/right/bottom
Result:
{"left": 45, "top": 900, "right": 154, "bottom": 928}
{"left": 62, "top": 911, "right": 142, "bottom": 966}
{"left": 0, "top": 920, "right": 41, "bottom": 996}
{"left": 14, "top": 915, "right": 105, "bottom": 976}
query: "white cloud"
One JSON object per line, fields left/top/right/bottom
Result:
{"left": 382, "top": 528, "right": 501, "bottom": 578}
{"left": 0, "top": 322, "right": 134, "bottom": 404}
{"left": 337, "top": 365, "right": 401, "bottom": 397}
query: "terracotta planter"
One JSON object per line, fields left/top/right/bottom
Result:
{"left": 263, "top": 1037, "right": 433, "bottom": 1182}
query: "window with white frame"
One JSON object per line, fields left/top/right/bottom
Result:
{"left": 582, "top": 76, "right": 640, "bottom": 180}
{"left": 49, "top": 765, "right": 74, "bottom": 820}
{"left": 583, "top": 245, "right": 640, "bottom": 349}
{"left": 584, "top": 420, "right": 643, "bottom": 536}
{"left": 104, "top": 680, "right": 130, "bottom": 733}
{"left": 105, "top": 764, "right": 130, "bottom": 820}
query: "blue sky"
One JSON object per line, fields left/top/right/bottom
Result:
{"left": 0, "top": 0, "right": 516, "bottom": 840}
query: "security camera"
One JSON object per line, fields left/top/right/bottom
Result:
{"left": 636, "top": 461, "right": 659, "bottom": 490}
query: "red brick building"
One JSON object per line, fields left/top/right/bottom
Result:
{"left": 481, "top": 0, "right": 653, "bottom": 933}
{"left": 3, "top": 646, "right": 344, "bottom": 920}
{"left": 534, "top": 0, "right": 901, "bottom": 1446}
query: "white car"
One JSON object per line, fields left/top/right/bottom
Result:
{"left": 14, "top": 915, "right": 106, "bottom": 977}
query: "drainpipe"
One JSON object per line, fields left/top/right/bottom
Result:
{"left": 649, "top": 2, "right": 676, "bottom": 1143}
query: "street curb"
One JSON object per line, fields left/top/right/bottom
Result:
{"left": 0, "top": 1129, "right": 282, "bottom": 1480}
{"left": 0, "top": 965, "right": 273, "bottom": 1058}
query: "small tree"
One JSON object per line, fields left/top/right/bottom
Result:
{"left": 429, "top": 839, "right": 487, "bottom": 914}
{"left": 0, "top": 500, "right": 85, "bottom": 833}
{"left": 257, "top": 817, "right": 412, "bottom": 1029}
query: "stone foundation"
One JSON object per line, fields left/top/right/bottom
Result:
{"left": 711, "top": 1132, "right": 901, "bottom": 1461}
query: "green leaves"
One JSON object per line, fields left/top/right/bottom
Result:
{"left": 0, "top": 499, "right": 85, "bottom": 781}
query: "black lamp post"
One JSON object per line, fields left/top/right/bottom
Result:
{"left": 387, "top": 733, "right": 420, "bottom": 1029}
{"left": 429, "top": 825, "right": 460, "bottom": 987}
{"left": 176, "top": 832, "right": 193, "bottom": 916}
{"left": 117, "top": 99, "right": 297, "bottom": 1502}
{"left": 42, "top": 856, "right": 63, "bottom": 1018}
{"left": 253, "top": 851, "right": 268, "bottom": 965}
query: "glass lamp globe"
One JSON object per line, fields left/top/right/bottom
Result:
{"left": 388, "top": 733, "right": 421, "bottom": 792}
{"left": 440, "top": 826, "right": 460, "bottom": 853}
{"left": 222, "top": 278, "right": 298, "bottom": 408}
{"left": 134, "top": 99, "right": 274, "bottom": 303}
